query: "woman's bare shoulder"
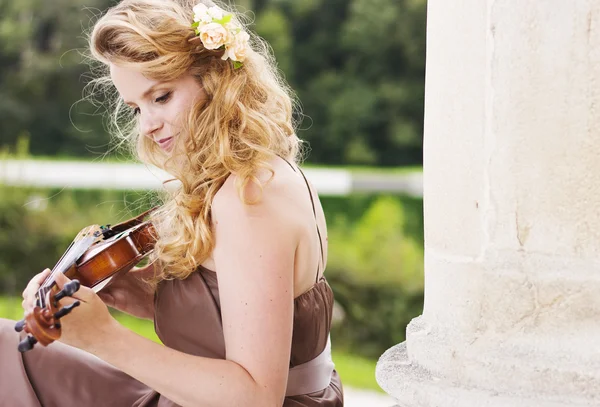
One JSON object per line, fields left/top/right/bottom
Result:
{"left": 211, "top": 160, "right": 305, "bottom": 219}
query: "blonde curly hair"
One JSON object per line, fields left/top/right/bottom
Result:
{"left": 86, "top": 0, "right": 303, "bottom": 282}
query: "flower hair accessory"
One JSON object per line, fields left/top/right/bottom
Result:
{"left": 191, "top": 3, "right": 250, "bottom": 69}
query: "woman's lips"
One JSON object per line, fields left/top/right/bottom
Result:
{"left": 157, "top": 136, "right": 173, "bottom": 150}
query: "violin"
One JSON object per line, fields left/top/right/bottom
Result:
{"left": 14, "top": 207, "right": 158, "bottom": 353}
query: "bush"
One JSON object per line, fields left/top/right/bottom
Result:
{"left": 325, "top": 195, "right": 424, "bottom": 358}
{"left": 0, "top": 187, "right": 425, "bottom": 359}
{"left": 0, "top": 187, "right": 63, "bottom": 293}
{"left": 0, "top": 186, "right": 155, "bottom": 294}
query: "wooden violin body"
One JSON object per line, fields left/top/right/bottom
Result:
{"left": 14, "top": 207, "right": 157, "bottom": 352}
{"left": 65, "top": 220, "right": 155, "bottom": 291}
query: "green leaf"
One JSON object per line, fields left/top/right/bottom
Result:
{"left": 191, "top": 21, "right": 199, "bottom": 28}
{"left": 214, "top": 14, "right": 233, "bottom": 25}
{"left": 233, "top": 61, "right": 243, "bottom": 69}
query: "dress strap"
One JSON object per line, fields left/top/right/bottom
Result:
{"left": 281, "top": 158, "right": 324, "bottom": 284}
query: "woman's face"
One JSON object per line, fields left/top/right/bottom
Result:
{"left": 110, "top": 64, "right": 207, "bottom": 152}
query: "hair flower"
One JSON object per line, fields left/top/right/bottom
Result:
{"left": 191, "top": 3, "right": 248, "bottom": 69}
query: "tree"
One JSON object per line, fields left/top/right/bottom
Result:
{"left": 0, "top": 0, "right": 428, "bottom": 166}
{"left": 0, "top": 0, "right": 113, "bottom": 156}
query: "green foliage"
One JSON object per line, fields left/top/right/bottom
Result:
{"left": 326, "top": 195, "right": 424, "bottom": 358}
{"left": 0, "top": 296, "right": 23, "bottom": 320}
{"left": 0, "top": 185, "right": 156, "bottom": 294}
{"left": 0, "top": 187, "right": 424, "bottom": 360}
{"left": 0, "top": 0, "right": 427, "bottom": 167}
{"left": 330, "top": 349, "right": 382, "bottom": 392}
{"left": 0, "top": 0, "right": 116, "bottom": 156}
{"left": 0, "top": 187, "right": 64, "bottom": 293}
{"left": 254, "top": 6, "right": 293, "bottom": 76}
{"left": 281, "top": 0, "right": 427, "bottom": 166}
{"left": 329, "top": 196, "right": 423, "bottom": 286}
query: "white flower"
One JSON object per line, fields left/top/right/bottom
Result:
{"left": 225, "top": 20, "right": 242, "bottom": 34}
{"left": 222, "top": 31, "right": 250, "bottom": 62}
{"left": 207, "top": 6, "right": 225, "bottom": 20}
{"left": 193, "top": 3, "right": 212, "bottom": 23}
{"left": 199, "top": 22, "right": 231, "bottom": 50}
{"left": 192, "top": 3, "right": 208, "bottom": 14}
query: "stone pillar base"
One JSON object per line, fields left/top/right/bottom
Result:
{"left": 377, "top": 343, "right": 573, "bottom": 407}
{"left": 376, "top": 317, "right": 598, "bottom": 407}
{"left": 376, "top": 0, "right": 600, "bottom": 405}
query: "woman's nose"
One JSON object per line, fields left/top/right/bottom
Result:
{"left": 140, "top": 112, "right": 163, "bottom": 139}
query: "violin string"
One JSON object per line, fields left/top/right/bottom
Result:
{"left": 37, "top": 233, "right": 81, "bottom": 308}
{"left": 53, "top": 226, "right": 95, "bottom": 275}
{"left": 43, "top": 229, "right": 85, "bottom": 288}
{"left": 52, "top": 232, "right": 97, "bottom": 279}
{"left": 39, "top": 233, "right": 93, "bottom": 306}
{"left": 48, "top": 240, "right": 76, "bottom": 280}
{"left": 38, "top": 236, "right": 77, "bottom": 305}
{"left": 37, "top": 226, "right": 99, "bottom": 306}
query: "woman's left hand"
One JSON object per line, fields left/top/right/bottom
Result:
{"left": 52, "top": 272, "right": 118, "bottom": 352}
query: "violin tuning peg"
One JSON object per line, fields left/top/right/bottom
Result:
{"left": 14, "top": 319, "right": 26, "bottom": 333}
{"left": 54, "top": 300, "right": 80, "bottom": 320}
{"left": 54, "top": 280, "right": 81, "bottom": 302}
{"left": 17, "top": 335, "right": 38, "bottom": 353}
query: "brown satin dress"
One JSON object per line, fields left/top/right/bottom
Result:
{"left": 0, "top": 167, "right": 344, "bottom": 407}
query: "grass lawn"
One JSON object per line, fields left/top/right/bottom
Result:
{"left": 0, "top": 296, "right": 382, "bottom": 393}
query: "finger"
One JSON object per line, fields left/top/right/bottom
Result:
{"left": 72, "top": 285, "right": 96, "bottom": 302}
{"left": 22, "top": 297, "right": 37, "bottom": 313}
{"left": 22, "top": 269, "right": 52, "bottom": 310}
{"left": 22, "top": 269, "right": 51, "bottom": 298}
{"left": 55, "top": 295, "right": 80, "bottom": 308}
{"left": 34, "top": 268, "right": 52, "bottom": 284}
{"left": 22, "top": 269, "right": 51, "bottom": 303}
{"left": 53, "top": 296, "right": 82, "bottom": 321}
{"left": 52, "top": 272, "right": 79, "bottom": 306}
{"left": 53, "top": 272, "right": 95, "bottom": 302}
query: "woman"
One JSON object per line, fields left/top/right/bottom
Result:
{"left": 0, "top": 0, "right": 343, "bottom": 406}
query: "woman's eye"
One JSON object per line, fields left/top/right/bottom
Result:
{"left": 156, "top": 92, "right": 172, "bottom": 103}
{"left": 130, "top": 91, "right": 171, "bottom": 116}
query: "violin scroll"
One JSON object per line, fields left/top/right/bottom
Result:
{"left": 14, "top": 279, "right": 83, "bottom": 353}
{"left": 14, "top": 207, "right": 158, "bottom": 352}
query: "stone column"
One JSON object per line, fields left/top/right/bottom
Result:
{"left": 376, "top": 1, "right": 600, "bottom": 406}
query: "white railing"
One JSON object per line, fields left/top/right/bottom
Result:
{"left": 0, "top": 159, "right": 423, "bottom": 197}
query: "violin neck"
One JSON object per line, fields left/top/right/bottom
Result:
{"left": 41, "top": 226, "right": 102, "bottom": 291}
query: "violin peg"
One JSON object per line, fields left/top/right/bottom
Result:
{"left": 54, "top": 280, "right": 81, "bottom": 302}
{"left": 14, "top": 319, "right": 26, "bottom": 333}
{"left": 17, "top": 335, "right": 38, "bottom": 353}
{"left": 54, "top": 300, "right": 80, "bottom": 320}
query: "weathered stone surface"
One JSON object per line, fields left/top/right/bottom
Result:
{"left": 377, "top": 0, "right": 600, "bottom": 405}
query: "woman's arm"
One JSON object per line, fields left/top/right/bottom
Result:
{"left": 97, "top": 262, "right": 156, "bottom": 320}
{"left": 90, "top": 323, "right": 277, "bottom": 407}
{"left": 61, "top": 176, "right": 298, "bottom": 407}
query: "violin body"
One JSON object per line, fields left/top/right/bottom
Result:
{"left": 65, "top": 221, "right": 155, "bottom": 291}
{"left": 14, "top": 208, "right": 157, "bottom": 352}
